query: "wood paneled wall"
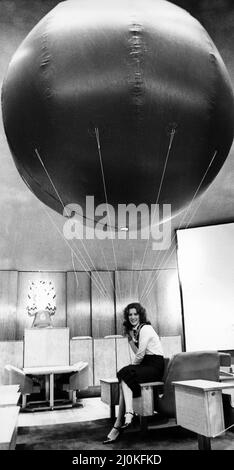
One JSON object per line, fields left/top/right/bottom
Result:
{"left": 0, "top": 341, "right": 23, "bottom": 384}
{"left": 0, "top": 336, "right": 182, "bottom": 386}
{"left": 115, "top": 271, "right": 159, "bottom": 333}
{"left": 93, "top": 338, "right": 116, "bottom": 385}
{"left": 70, "top": 338, "right": 93, "bottom": 385}
{"left": 0, "top": 268, "right": 183, "bottom": 341}
{"left": 67, "top": 272, "right": 91, "bottom": 337}
{"left": 91, "top": 272, "right": 115, "bottom": 337}
{"left": 0, "top": 271, "right": 18, "bottom": 341}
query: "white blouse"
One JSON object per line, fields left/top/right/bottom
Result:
{"left": 132, "top": 324, "right": 164, "bottom": 365}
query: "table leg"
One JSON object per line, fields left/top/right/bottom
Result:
{"left": 198, "top": 434, "right": 211, "bottom": 450}
{"left": 50, "top": 373, "right": 54, "bottom": 408}
{"left": 140, "top": 416, "right": 148, "bottom": 433}
{"left": 45, "top": 375, "right": 50, "bottom": 402}
{"left": 228, "top": 389, "right": 234, "bottom": 407}
{"left": 72, "top": 391, "right": 76, "bottom": 404}
{"left": 22, "top": 394, "right": 27, "bottom": 409}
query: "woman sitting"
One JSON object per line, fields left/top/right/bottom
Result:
{"left": 103, "top": 302, "right": 164, "bottom": 444}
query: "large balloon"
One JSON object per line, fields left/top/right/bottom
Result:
{"left": 2, "top": 0, "right": 234, "bottom": 228}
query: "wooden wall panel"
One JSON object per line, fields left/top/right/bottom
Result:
{"left": 160, "top": 335, "right": 182, "bottom": 358}
{"left": 115, "top": 271, "right": 135, "bottom": 335}
{"left": 0, "top": 268, "right": 183, "bottom": 351}
{"left": 115, "top": 271, "right": 159, "bottom": 333}
{"left": 136, "top": 271, "right": 158, "bottom": 330}
{"left": 115, "top": 269, "right": 182, "bottom": 338}
{"left": 156, "top": 269, "right": 183, "bottom": 337}
{"left": 16, "top": 272, "right": 66, "bottom": 340}
{"left": 93, "top": 338, "right": 116, "bottom": 385}
{"left": 116, "top": 335, "right": 182, "bottom": 372}
{"left": 91, "top": 272, "right": 115, "bottom": 338}
{"left": 67, "top": 272, "right": 91, "bottom": 338}
{"left": 24, "top": 328, "right": 69, "bottom": 368}
{"left": 116, "top": 337, "right": 132, "bottom": 371}
{"left": 0, "top": 341, "right": 23, "bottom": 385}
{"left": 0, "top": 271, "right": 18, "bottom": 341}
{"left": 70, "top": 338, "right": 93, "bottom": 386}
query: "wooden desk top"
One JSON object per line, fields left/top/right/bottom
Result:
{"left": 23, "top": 364, "right": 82, "bottom": 375}
{"left": 0, "top": 385, "right": 20, "bottom": 393}
{"left": 0, "top": 385, "right": 21, "bottom": 407}
{"left": 172, "top": 379, "right": 234, "bottom": 391}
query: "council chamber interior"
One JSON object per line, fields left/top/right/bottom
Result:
{"left": 0, "top": 0, "right": 234, "bottom": 453}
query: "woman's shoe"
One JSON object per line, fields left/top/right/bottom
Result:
{"left": 121, "top": 412, "right": 135, "bottom": 430}
{"left": 103, "top": 426, "right": 121, "bottom": 444}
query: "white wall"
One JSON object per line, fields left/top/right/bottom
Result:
{"left": 177, "top": 223, "right": 234, "bottom": 350}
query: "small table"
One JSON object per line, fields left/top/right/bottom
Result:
{"left": 23, "top": 364, "right": 82, "bottom": 409}
{"left": 172, "top": 379, "right": 234, "bottom": 449}
{"left": 0, "top": 406, "right": 20, "bottom": 450}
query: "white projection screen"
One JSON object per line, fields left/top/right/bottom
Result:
{"left": 177, "top": 223, "right": 234, "bottom": 351}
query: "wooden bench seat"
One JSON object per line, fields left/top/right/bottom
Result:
{"left": 0, "top": 406, "right": 20, "bottom": 450}
{"left": 100, "top": 377, "right": 164, "bottom": 426}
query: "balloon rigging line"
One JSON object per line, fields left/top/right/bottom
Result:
{"left": 71, "top": 249, "right": 79, "bottom": 290}
{"left": 137, "top": 271, "right": 156, "bottom": 320}
{"left": 35, "top": 147, "right": 105, "bottom": 287}
{"left": 35, "top": 147, "right": 111, "bottom": 299}
{"left": 136, "top": 126, "right": 176, "bottom": 297}
{"left": 99, "top": 245, "right": 116, "bottom": 294}
{"left": 36, "top": 146, "right": 113, "bottom": 230}
{"left": 130, "top": 247, "right": 135, "bottom": 301}
{"left": 148, "top": 148, "right": 218, "bottom": 279}
{"left": 141, "top": 149, "right": 218, "bottom": 301}
{"left": 156, "top": 127, "right": 177, "bottom": 206}
{"left": 35, "top": 149, "right": 112, "bottom": 301}
{"left": 35, "top": 148, "right": 69, "bottom": 217}
{"left": 142, "top": 172, "right": 219, "bottom": 303}
{"left": 139, "top": 269, "right": 154, "bottom": 302}
{"left": 94, "top": 127, "right": 121, "bottom": 299}
{"left": 141, "top": 149, "right": 218, "bottom": 302}
{"left": 41, "top": 204, "right": 113, "bottom": 302}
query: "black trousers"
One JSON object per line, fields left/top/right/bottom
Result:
{"left": 117, "top": 355, "right": 164, "bottom": 398}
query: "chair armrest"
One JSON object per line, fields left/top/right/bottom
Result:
{"left": 139, "top": 381, "right": 164, "bottom": 388}
{"left": 72, "top": 361, "right": 88, "bottom": 371}
{"left": 219, "top": 371, "right": 234, "bottom": 377}
{"left": 69, "top": 364, "right": 89, "bottom": 391}
{"left": 4, "top": 365, "right": 25, "bottom": 390}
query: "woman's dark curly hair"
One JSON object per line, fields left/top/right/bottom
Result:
{"left": 123, "top": 302, "right": 151, "bottom": 334}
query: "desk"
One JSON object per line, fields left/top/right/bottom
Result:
{"left": 0, "top": 385, "right": 21, "bottom": 407}
{"left": 23, "top": 364, "right": 82, "bottom": 408}
{"left": 173, "top": 379, "right": 234, "bottom": 449}
{"left": 0, "top": 406, "right": 20, "bottom": 449}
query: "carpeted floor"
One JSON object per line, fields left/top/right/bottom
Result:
{"left": 16, "top": 417, "right": 234, "bottom": 451}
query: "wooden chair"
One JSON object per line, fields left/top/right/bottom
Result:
{"left": 62, "top": 361, "right": 89, "bottom": 404}
{"left": 101, "top": 351, "right": 232, "bottom": 449}
{"left": 4, "top": 364, "right": 40, "bottom": 408}
{"left": 135, "top": 351, "right": 234, "bottom": 449}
